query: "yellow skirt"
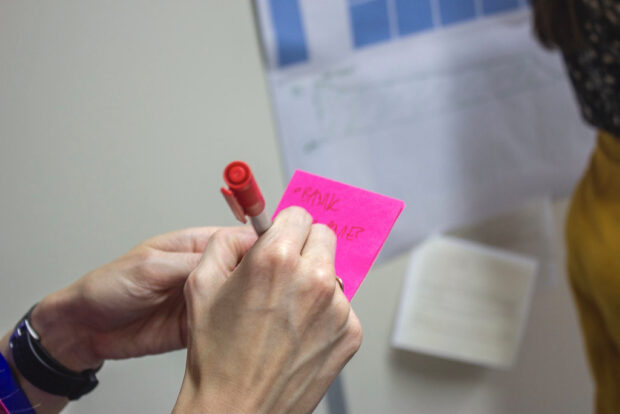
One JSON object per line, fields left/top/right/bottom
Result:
{"left": 566, "top": 130, "right": 620, "bottom": 413}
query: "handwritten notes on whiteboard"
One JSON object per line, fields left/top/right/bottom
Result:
{"left": 273, "top": 170, "right": 405, "bottom": 301}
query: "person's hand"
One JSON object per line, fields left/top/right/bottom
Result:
{"left": 29, "top": 226, "right": 257, "bottom": 372}
{"left": 174, "top": 207, "right": 363, "bottom": 414}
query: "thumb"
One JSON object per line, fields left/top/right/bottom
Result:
{"left": 187, "top": 227, "right": 257, "bottom": 300}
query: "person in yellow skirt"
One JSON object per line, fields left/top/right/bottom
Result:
{"left": 533, "top": 1, "right": 620, "bottom": 412}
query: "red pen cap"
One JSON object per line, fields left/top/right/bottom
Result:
{"left": 222, "top": 161, "right": 265, "bottom": 217}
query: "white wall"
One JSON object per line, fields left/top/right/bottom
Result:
{"left": 0, "top": 2, "right": 282, "bottom": 413}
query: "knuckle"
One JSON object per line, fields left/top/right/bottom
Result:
{"left": 134, "top": 249, "right": 160, "bottom": 277}
{"left": 203, "top": 228, "right": 237, "bottom": 258}
{"left": 313, "top": 223, "right": 336, "bottom": 242}
{"left": 134, "top": 248, "right": 155, "bottom": 262}
{"left": 274, "top": 206, "right": 313, "bottom": 228}
{"left": 210, "top": 226, "right": 243, "bottom": 244}
{"left": 285, "top": 205, "right": 312, "bottom": 220}
{"left": 308, "top": 264, "right": 336, "bottom": 297}
{"left": 261, "top": 240, "right": 299, "bottom": 270}
{"left": 207, "top": 228, "right": 228, "bottom": 246}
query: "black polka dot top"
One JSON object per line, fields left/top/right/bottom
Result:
{"left": 564, "top": 0, "right": 620, "bottom": 137}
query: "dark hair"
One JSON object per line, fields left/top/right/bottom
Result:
{"left": 532, "top": 0, "right": 585, "bottom": 51}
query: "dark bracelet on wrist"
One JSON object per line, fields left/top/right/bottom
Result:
{"left": 9, "top": 305, "right": 101, "bottom": 401}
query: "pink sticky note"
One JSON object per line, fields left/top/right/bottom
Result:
{"left": 273, "top": 170, "right": 405, "bottom": 301}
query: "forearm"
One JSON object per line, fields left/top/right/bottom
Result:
{"left": 0, "top": 332, "right": 68, "bottom": 414}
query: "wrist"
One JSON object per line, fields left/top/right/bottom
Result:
{"left": 173, "top": 372, "right": 259, "bottom": 414}
{"left": 29, "top": 291, "right": 103, "bottom": 372}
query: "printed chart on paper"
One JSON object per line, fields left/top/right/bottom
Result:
{"left": 255, "top": 0, "right": 593, "bottom": 258}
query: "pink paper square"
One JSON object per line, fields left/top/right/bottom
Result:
{"left": 273, "top": 170, "right": 405, "bottom": 301}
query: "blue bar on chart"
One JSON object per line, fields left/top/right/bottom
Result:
{"left": 349, "top": 0, "right": 392, "bottom": 48}
{"left": 482, "top": 0, "right": 520, "bottom": 15}
{"left": 438, "top": 0, "right": 477, "bottom": 26}
{"left": 395, "top": 0, "right": 434, "bottom": 36}
{"left": 268, "top": 0, "right": 308, "bottom": 67}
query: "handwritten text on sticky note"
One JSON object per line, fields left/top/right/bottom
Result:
{"left": 273, "top": 171, "right": 405, "bottom": 301}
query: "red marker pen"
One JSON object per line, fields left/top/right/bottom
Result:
{"left": 221, "top": 161, "right": 272, "bottom": 235}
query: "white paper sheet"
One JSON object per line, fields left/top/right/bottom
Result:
{"left": 255, "top": 1, "right": 594, "bottom": 259}
{"left": 392, "top": 236, "right": 537, "bottom": 368}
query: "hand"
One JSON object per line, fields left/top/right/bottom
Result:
{"left": 174, "top": 207, "right": 363, "bottom": 414}
{"left": 29, "top": 226, "right": 257, "bottom": 372}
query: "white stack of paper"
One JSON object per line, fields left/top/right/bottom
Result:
{"left": 392, "top": 236, "right": 537, "bottom": 368}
